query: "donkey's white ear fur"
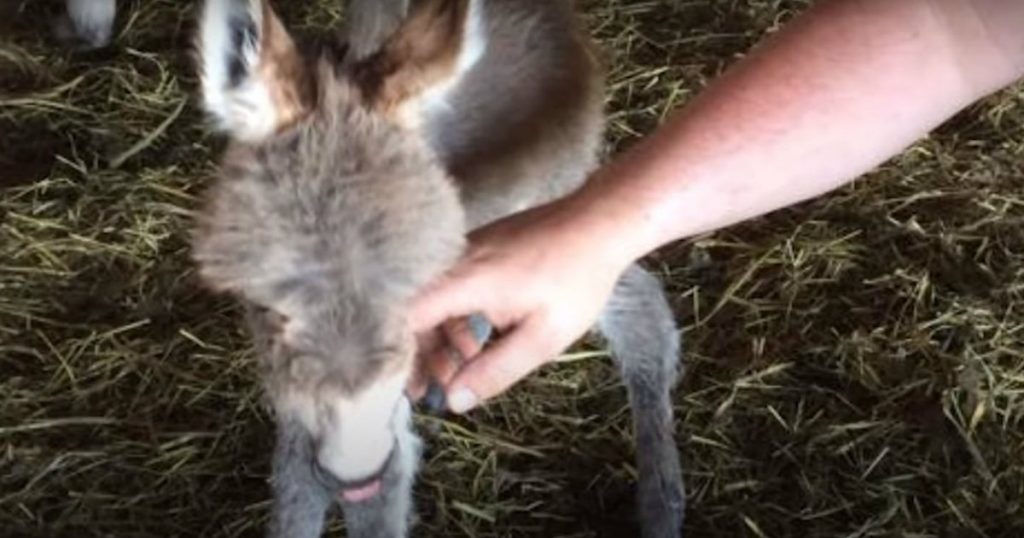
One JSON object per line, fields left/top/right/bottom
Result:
{"left": 412, "top": 0, "right": 486, "bottom": 119}
{"left": 195, "top": 0, "right": 309, "bottom": 142}
{"left": 362, "top": 0, "right": 487, "bottom": 128}
{"left": 197, "top": 0, "right": 269, "bottom": 140}
{"left": 453, "top": 0, "right": 487, "bottom": 82}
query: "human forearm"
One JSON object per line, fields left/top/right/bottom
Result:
{"left": 407, "top": 0, "right": 1024, "bottom": 412}
{"left": 569, "top": 0, "right": 1024, "bottom": 267}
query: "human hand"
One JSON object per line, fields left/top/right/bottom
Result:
{"left": 406, "top": 196, "right": 632, "bottom": 414}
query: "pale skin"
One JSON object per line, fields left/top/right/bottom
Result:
{"left": 409, "top": 0, "right": 1024, "bottom": 413}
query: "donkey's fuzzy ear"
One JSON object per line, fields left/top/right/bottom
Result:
{"left": 356, "top": 0, "right": 486, "bottom": 126}
{"left": 195, "top": 0, "right": 313, "bottom": 142}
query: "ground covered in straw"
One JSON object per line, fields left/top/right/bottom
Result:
{"left": 2, "top": 1, "right": 1024, "bottom": 537}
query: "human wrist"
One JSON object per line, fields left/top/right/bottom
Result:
{"left": 554, "top": 178, "right": 654, "bottom": 277}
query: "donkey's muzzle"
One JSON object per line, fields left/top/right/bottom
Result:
{"left": 312, "top": 444, "right": 396, "bottom": 503}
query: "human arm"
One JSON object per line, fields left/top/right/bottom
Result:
{"left": 570, "top": 0, "right": 1024, "bottom": 263}
{"left": 409, "top": 0, "right": 1024, "bottom": 413}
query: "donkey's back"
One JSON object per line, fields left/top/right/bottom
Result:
{"left": 428, "top": 0, "right": 604, "bottom": 228}
{"left": 349, "top": 0, "right": 605, "bottom": 229}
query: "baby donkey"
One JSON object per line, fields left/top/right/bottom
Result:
{"left": 189, "top": 0, "right": 685, "bottom": 536}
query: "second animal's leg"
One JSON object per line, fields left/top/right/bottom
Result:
{"left": 597, "top": 264, "right": 686, "bottom": 538}
{"left": 267, "top": 417, "right": 333, "bottom": 538}
{"left": 54, "top": 0, "right": 116, "bottom": 50}
{"left": 338, "top": 398, "right": 422, "bottom": 538}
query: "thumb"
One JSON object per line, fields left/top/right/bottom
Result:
{"left": 444, "top": 319, "right": 553, "bottom": 414}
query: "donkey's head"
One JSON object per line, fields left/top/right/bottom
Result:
{"left": 190, "top": 0, "right": 483, "bottom": 501}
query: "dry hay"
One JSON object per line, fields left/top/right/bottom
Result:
{"left": 2, "top": 1, "right": 1023, "bottom": 537}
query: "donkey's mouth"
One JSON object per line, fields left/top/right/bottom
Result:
{"left": 312, "top": 446, "right": 396, "bottom": 503}
{"left": 340, "top": 479, "right": 382, "bottom": 503}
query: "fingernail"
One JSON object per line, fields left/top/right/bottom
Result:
{"left": 422, "top": 381, "right": 447, "bottom": 414}
{"left": 447, "top": 387, "right": 478, "bottom": 414}
{"left": 467, "top": 313, "right": 493, "bottom": 345}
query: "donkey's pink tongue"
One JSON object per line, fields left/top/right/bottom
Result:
{"left": 341, "top": 480, "right": 382, "bottom": 503}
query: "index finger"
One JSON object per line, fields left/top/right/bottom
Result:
{"left": 409, "top": 270, "right": 484, "bottom": 333}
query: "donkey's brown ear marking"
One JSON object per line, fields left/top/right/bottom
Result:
{"left": 256, "top": 0, "right": 313, "bottom": 133}
{"left": 196, "top": 0, "right": 313, "bottom": 141}
{"left": 354, "top": 0, "right": 484, "bottom": 126}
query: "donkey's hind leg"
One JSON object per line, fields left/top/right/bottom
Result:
{"left": 597, "top": 263, "right": 686, "bottom": 538}
{"left": 267, "top": 417, "right": 333, "bottom": 538}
